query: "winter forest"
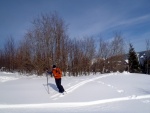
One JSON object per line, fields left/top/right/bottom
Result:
{"left": 0, "top": 12, "right": 150, "bottom": 76}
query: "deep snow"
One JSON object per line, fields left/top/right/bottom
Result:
{"left": 0, "top": 72, "right": 150, "bottom": 113}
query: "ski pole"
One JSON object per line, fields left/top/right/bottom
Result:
{"left": 46, "top": 73, "right": 48, "bottom": 86}
{"left": 46, "top": 73, "right": 50, "bottom": 94}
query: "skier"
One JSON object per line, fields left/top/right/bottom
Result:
{"left": 47, "top": 65, "right": 65, "bottom": 93}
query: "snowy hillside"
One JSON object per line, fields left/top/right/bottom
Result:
{"left": 0, "top": 72, "right": 150, "bottom": 113}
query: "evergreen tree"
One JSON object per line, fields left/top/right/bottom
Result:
{"left": 128, "top": 44, "right": 141, "bottom": 73}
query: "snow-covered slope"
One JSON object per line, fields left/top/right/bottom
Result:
{"left": 0, "top": 72, "right": 150, "bottom": 113}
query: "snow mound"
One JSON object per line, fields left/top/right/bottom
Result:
{"left": 0, "top": 76, "right": 18, "bottom": 82}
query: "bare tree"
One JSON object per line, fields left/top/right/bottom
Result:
{"left": 98, "top": 38, "right": 110, "bottom": 59}
{"left": 81, "top": 37, "right": 95, "bottom": 75}
{"left": 96, "top": 33, "right": 125, "bottom": 73}
{"left": 97, "top": 37, "right": 110, "bottom": 73}
{"left": 108, "top": 33, "right": 125, "bottom": 72}
{"left": 0, "top": 49, "right": 5, "bottom": 70}
{"left": 110, "top": 33, "right": 125, "bottom": 57}
{"left": 22, "top": 12, "right": 68, "bottom": 75}
{"left": 4, "top": 37, "right": 16, "bottom": 72}
{"left": 145, "top": 39, "right": 150, "bottom": 74}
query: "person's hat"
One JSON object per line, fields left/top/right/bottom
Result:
{"left": 52, "top": 65, "right": 56, "bottom": 68}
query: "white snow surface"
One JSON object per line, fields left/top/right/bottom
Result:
{"left": 0, "top": 71, "right": 150, "bottom": 113}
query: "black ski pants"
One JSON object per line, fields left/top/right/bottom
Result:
{"left": 55, "top": 78, "right": 64, "bottom": 93}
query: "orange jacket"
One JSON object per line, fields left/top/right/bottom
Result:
{"left": 52, "top": 68, "right": 62, "bottom": 79}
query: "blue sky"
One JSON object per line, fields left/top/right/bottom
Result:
{"left": 0, "top": 0, "right": 150, "bottom": 52}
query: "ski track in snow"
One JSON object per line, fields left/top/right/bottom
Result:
{"left": 0, "top": 95, "right": 150, "bottom": 109}
{"left": 97, "top": 81, "right": 125, "bottom": 94}
{"left": 50, "top": 74, "right": 112, "bottom": 99}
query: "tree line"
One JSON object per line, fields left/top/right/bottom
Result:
{"left": 0, "top": 12, "right": 149, "bottom": 75}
